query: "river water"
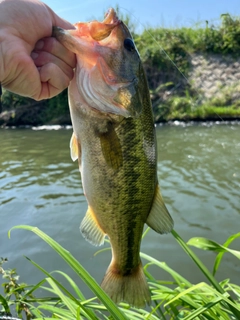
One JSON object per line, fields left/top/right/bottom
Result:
{"left": 0, "top": 122, "right": 239, "bottom": 299}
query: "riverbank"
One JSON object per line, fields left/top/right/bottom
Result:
{"left": 0, "top": 104, "right": 239, "bottom": 127}
{"left": 1, "top": 13, "right": 240, "bottom": 127}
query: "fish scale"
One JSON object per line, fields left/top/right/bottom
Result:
{"left": 53, "top": 7, "right": 173, "bottom": 308}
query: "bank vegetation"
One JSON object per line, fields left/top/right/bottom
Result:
{"left": 1, "top": 13, "right": 240, "bottom": 126}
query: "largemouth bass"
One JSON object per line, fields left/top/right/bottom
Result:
{"left": 53, "top": 8, "right": 173, "bottom": 308}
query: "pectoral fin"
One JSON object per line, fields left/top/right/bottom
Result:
{"left": 100, "top": 126, "right": 123, "bottom": 170}
{"left": 146, "top": 184, "right": 174, "bottom": 234}
{"left": 80, "top": 206, "right": 106, "bottom": 246}
{"left": 70, "top": 132, "right": 81, "bottom": 162}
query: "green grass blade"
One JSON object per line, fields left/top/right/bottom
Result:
{"left": 46, "top": 277, "right": 78, "bottom": 317}
{"left": 142, "top": 227, "right": 151, "bottom": 240}
{"left": 228, "top": 283, "right": 240, "bottom": 299}
{"left": 141, "top": 252, "right": 192, "bottom": 286}
{"left": 47, "top": 278, "right": 103, "bottom": 320}
{"left": 36, "top": 303, "right": 74, "bottom": 319}
{"left": 28, "top": 306, "right": 46, "bottom": 319}
{"left": 76, "top": 305, "right": 81, "bottom": 320}
{"left": 9, "top": 225, "right": 128, "bottom": 320}
{"left": 171, "top": 229, "right": 240, "bottom": 319}
{"left": 94, "top": 247, "right": 111, "bottom": 257}
{"left": 182, "top": 297, "right": 222, "bottom": 320}
{"left": 0, "top": 294, "right": 11, "bottom": 313}
{"left": 25, "top": 257, "right": 80, "bottom": 301}
{"left": 21, "top": 279, "right": 46, "bottom": 299}
{"left": 25, "top": 257, "right": 97, "bottom": 320}
{"left": 140, "top": 253, "right": 217, "bottom": 319}
{"left": 51, "top": 270, "right": 86, "bottom": 301}
{"left": 187, "top": 237, "right": 240, "bottom": 259}
{"left": 213, "top": 233, "right": 240, "bottom": 276}
{"left": 164, "top": 282, "right": 207, "bottom": 307}
{"left": 167, "top": 282, "right": 230, "bottom": 320}
{"left": 172, "top": 230, "right": 224, "bottom": 292}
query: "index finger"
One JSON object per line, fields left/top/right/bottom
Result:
{"left": 33, "top": 37, "right": 76, "bottom": 69}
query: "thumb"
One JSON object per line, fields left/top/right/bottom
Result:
{"left": 46, "top": 4, "right": 76, "bottom": 30}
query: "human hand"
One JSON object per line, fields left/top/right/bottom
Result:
{"left": 0, "top": 0, "right": 76, "bottom": 100}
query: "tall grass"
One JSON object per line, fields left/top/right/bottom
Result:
{"left": 1, "top": 225, "right": 240, "bottom": 319}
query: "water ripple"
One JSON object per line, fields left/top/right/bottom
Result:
{"left": 0, "top": 124, "right": 240, "bottom": 291}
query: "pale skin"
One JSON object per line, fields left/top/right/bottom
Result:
{"left": 0, "top": 0, "right": 76, "bottom": 100}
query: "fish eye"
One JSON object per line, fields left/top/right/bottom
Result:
{"left": 124, "top": 38, "right": 135, "bottom": 52}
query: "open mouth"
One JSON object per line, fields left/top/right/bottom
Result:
{"left": 88, "top": 8, "right": 121, "bottom": 41}
{"left": 102, "top": 8, "right": 120, "bottom": 24}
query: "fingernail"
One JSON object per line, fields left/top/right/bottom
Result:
{"left": 31, "top": 51, "right": 38, "bottom": 60}
{"left": 35, "top": 40, "right": 44, "bottom": 50}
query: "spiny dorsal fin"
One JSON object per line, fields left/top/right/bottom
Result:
{"left": 146, "top": 184, "right": 174, "bottom": 234}
{"left": 99, "top": 126, "right": 123, "bottom": 170}
{"left": 80, "top": 206, "right": 106, "bottom": 246}
{"left": 70, "top": 132, "right": 80, "bottom": 162}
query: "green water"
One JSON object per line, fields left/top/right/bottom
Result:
{"left": 0, "top": 122, "right": 239, "bottom": 298}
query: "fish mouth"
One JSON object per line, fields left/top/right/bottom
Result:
{"left": 102, "top": 8, "right": 119, "bottom": 24}
{"left": 52, "top": 8, "right": 123, "bottom": 52}
{"left": 52, "top": 9, "right": 141, "bottom": 118}
{"left": 88, "top": 8, "right": 121, "bottom": 41}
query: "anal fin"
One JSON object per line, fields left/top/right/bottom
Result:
{"left": 146, "top": 184, "right": 174, "bottom": 234}
{"left": 80, "top": 206, "right": 106, "bottom": 246}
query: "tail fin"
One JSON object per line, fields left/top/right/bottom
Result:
{"left": 101, "top": 261, "right": 151, "bottom": 308}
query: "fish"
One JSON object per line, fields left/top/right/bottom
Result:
{"left": 52, "top": 8, "right": 174, "bottom": 308}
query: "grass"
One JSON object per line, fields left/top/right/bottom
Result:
{"left": 153, "top": 96, "right": 240, "bottom": 122}
{"left": 1, "top": 226, "right": 240, "bottom": 319}
{"left": 168, "top": 105, "right": 240, "bottom": 121}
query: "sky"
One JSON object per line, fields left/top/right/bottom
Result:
{"left": 44, "top": 0, "right": 240, "bottom": 33}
